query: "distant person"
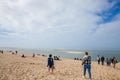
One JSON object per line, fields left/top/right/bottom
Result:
{"left": 74, "top": 58, "right": 77, "bottom": 60}
{"left": 0, "top": 50, "right": 3, "bottom": 54}
{"left": 101, "top": 56, "right": 105, "bottom": 65}
{"left": 112, "top": 57, "right": 117, "bottom": 68}
{"left": 47, "top": 54, "right": 55, "bottom": 73}
{"left": 54, "top": 56, "right": 60, "bottom": 60}
{"left": 33, "top": 53, "right": 35, "bottom": 57}
{"left": 15, "top": 51, "right": 18, "bottom": 54}
{"left": 97, "top": 55, "right": 100, "bottom": 64}
{"left": 106, "top": 58, "right": 111, "bottom": 66}
{"left": 12, "top": 52, "right": 14, "bottom": 54}
{"left": 2, "top": 50, "right": 3, "bottom": 54}
{"left": 82, "top": 52, "right": 92, "bottom": 80}
{"left": 21, "top": 54, "right": 25, "bottom": 58}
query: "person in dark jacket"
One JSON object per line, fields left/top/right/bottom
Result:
{"left": 101, "top": 56, "right": 105, "bottom": 65}
{"left": 47, "top": 54, "right": 55, "bottom": 73}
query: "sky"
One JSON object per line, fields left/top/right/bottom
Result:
{"left": 0, "top": 0, "right": 120, "bottom": 50}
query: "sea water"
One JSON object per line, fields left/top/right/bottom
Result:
{"left": 0, "top": 47, "right": 120, "bottom": 62}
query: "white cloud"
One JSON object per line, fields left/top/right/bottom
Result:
{"left": 0, "top": 0, "right": 119, "bottom": 49}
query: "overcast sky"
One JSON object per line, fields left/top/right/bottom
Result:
{"left": 0, "top": 0, "right": 120, "bottom": 50}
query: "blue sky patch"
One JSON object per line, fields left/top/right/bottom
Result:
{"left": 0, "top": 28, "right": 14, "bottom": 35}
{"left": 97, "top": 1, "right": 120, "bottom": 24}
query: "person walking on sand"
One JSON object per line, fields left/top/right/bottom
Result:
{"left": 82, "top": 52, "right": 92, "bottom": 80}
{"left": 47, "top": 54, "right": 55, "bottom": 73}
{"left": 101, "top": 56, "right": 105, "bottom": 65}
{"left": 112, "top": 57, "right": 117, "bottom": 68}
{"left": 97, "top": 55, "right": 100, "bottom": 64}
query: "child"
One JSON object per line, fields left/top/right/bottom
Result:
{"left": 47, "top": 54, "right": 55, "bottom": 73}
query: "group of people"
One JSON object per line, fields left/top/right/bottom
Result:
{"left": 74, "top": 58, "right": 82, "bottom": 60}
{"left": 47, "top": 52, "right": 119, "bottom": 80}
{"left": 21, "top": 53, "right": 36, "bottom": 58}
{"left": 1, "top": 50, "right": 118, "bottom": 80}
{"left": 47, "top": 52, "right": 92, "bottom": 80}
{"left": 97, "top": 55, "right": 117, "bottom": 68}
{"left": 11, "top": 51, "right": 18, "bottom": 54}
{"left": 54, "top": 56, "right": 60, "bottom": 60}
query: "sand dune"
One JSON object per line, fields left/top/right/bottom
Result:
{"left": 0, "top": 52, "right": 120, "bottom": 80}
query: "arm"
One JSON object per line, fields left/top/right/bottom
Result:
{"left": 47, "top": 58, "right": 49, "bottom": 67}
{"left": 82, "top": 57, "right": 85, "bottom": 65}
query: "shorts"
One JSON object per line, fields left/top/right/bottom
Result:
{"left": 48, "top": 65, "right": 53, "bottom": 68}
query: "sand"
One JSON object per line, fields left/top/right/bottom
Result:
{"left": 0, "top": 52, "right": 120, "bottom": 80}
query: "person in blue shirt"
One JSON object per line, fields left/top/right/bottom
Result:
{"left": 47, "top": 54, "right": 54, "bottom": 73}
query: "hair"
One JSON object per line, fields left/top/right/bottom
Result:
{"left": 85, "top": 52, "right": 88, "bottom": 55}
{"left": 49, "top": 54, "right": 52, "bottom": 57}
{"left": 113, "top": 57, "right": 116, "bottom": 59}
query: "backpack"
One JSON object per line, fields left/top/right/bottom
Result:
{"left": 83, "top": 56, "right": 91, "bottom": 64}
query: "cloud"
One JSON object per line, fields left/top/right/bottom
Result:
{"left": 0, "top": 0, "right": 120, "bottom": 49}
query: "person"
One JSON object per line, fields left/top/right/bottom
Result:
{"left": 112, "top": 57, "right": 117, "bottom": 68}
{"left": 97, "top": 55, "right": 100, "bottom": 64}
{"left": 106, "top": 58, "right": 111, "bottom": 66}
{"left": 12, "top": 52, "right": 14, "bottom": 54}
{"left": 47, "top": 54, "right": 55, "bottom": 73}
{"left": 0, "top": 50, "right": 3, "bottom": 54}
{"left": 21, "top": 54, "right": 25, "bottom": 58}
{"left": 32, "top": 53, "right": 35, "bottom": 57}
{"left": 15, "top": 51, "right": 18, "bottom": 54}
{"left": 82, "top": 52, "right": 92, "bottom": 80}
{"left": 101, "top": 56, "right": 105, "bottom": 65}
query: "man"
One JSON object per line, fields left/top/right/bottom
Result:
{"left": 97, "top": 55, "right": 100, "bottom": 64}
{"left": 82, "top": 52, "right": 92, "bottom": 80}
{"left": 101, "top": 56, "right": 105, "bottom": 65}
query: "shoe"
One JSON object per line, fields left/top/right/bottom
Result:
{"left": 82, "top": 76, "right": 85, "bottom": 78}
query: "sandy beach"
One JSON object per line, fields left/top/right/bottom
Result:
{"left": 0, "top": 52, "right": 120, "bottom": 80}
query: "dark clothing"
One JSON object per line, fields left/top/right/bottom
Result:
{"left": 101, "top": 57, "right": 105, "bottom": 62}
{"left": 101, "top": 56, "right": 105, "bottom": 65}
{"left": 106, "top": 58, "right": 111, "bottom": 66}
{"left": 48, "top": 57, "right": 54, "bottom": 68}
{"left": 97, "top": 56, "right": 100, "bottom": 64}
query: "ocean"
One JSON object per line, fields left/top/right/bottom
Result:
{"left": 0, "top": 47, "right": 120, "bottom": 62}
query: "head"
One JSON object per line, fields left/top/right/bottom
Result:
{"left": 49, "top": 54, "right": 52, "bottom": 57}
{"left": 113, "top": 57, "right": 116, "bottom": 59}
{"left": 85, "top": 52, "right": 88, "bottom": 55}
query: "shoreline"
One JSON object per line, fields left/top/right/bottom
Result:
{"left": 2, "top": 50, "right": 120, "bottom": 62}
